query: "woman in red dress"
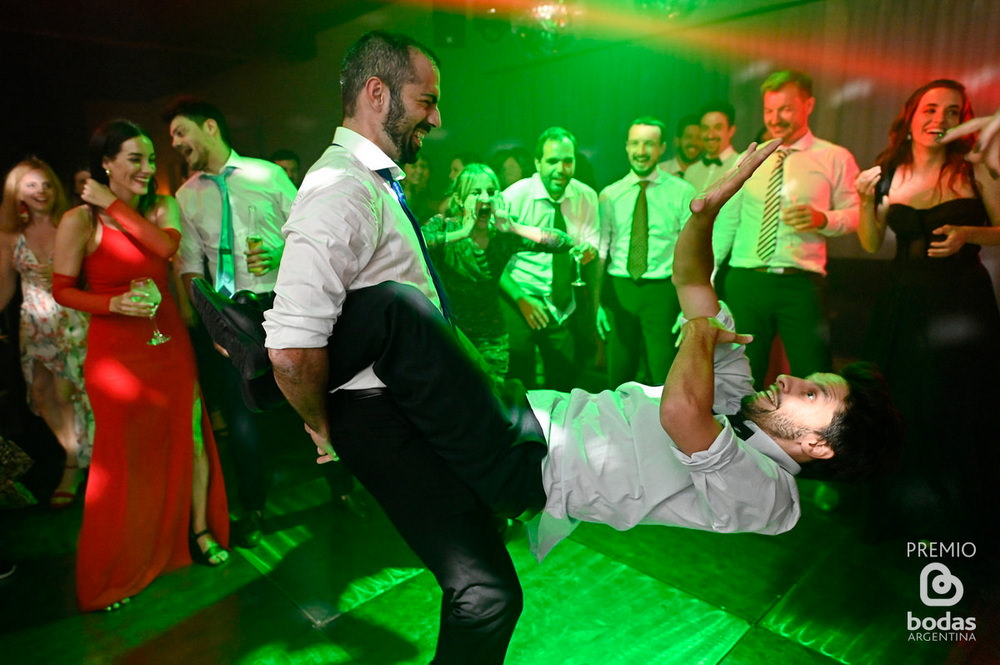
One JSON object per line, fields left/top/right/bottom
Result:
{"left": 53, "top": 119, "right": 229, "bottom": 611}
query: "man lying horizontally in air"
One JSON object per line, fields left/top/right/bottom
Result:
{"left": 194, "top": 140, "right": 903, "bottom": 559}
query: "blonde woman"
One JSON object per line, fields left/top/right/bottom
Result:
{"left": 0, "top": 158, "right": 92, "bottom": 507}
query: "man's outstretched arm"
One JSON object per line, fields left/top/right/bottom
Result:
{"left": 672, "top": 140, "right": 781, "bottom": 319}
{"left": 662, "top": 141, "right": 780, "bottom": 454}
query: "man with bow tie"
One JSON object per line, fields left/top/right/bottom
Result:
{"left": 597, "top": 116, "right": 697, "bottom": 386}
{"left": 685, "top": 101, "right": 740, "bottom": 193}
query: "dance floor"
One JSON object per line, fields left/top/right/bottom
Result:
{"left": 1, "top": 430, "right": 997, "bottom": 665}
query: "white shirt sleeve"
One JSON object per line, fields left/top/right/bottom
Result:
{"left": 263, "top": 176, "right": 382, "bottom": 349}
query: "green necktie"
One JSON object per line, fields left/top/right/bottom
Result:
{"left": 627, "top": 181, "right": 650, "bottom": 280}
{"left": 550, "top": 200, "right": 572, "bottom": 310}
{"left": 202, "top": 166, "right": 238, "bottom": 297}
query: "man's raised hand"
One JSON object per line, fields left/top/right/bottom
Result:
{"left": 690, "top": 140, "right": 782, "bottom": 218}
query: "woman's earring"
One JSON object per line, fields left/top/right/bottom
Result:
{"left": 906, "top": 132, "right": 912, "bottom": 141}
{"left": 104, "top": 168, "right": 111, "bottom": 177}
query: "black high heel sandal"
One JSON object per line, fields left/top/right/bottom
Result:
{"left": 190, "top": 530, "right": 228, "bottom": 567}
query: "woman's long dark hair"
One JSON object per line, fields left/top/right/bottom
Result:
{"left": 89, "top": 119, "right": 158, "bottom": 216}
{"left": 875, "top": 79, "right": 976, "bottom": 198}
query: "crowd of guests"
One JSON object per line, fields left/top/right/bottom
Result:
{"left": 0, "top": 65, "right": 998, "bottom": 616}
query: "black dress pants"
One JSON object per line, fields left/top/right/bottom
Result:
{"left": 327, "top": 390, "right": 522, "bottom": 665}
{"left": 327, "top": 282, "right": 548, "bottom": 519}
{"left": 323, "top": 283, "right": 549, "bottom": 664}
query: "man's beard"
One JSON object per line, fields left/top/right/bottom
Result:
{"left": 739, "top": 395, "right": 808, "bottom": 442}
{"left": 384, "top": 95, "right": 419, "bottom": 165}
{"left": 631, "top": 161, "right": 656, "bottom": 178}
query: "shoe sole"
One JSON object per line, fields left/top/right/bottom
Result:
{"left": 190, "top": 279, "right": 272, "bottom": 380}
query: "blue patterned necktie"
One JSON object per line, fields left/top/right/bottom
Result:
{"left": 201, "top": 166, "right": 238, "bottom": 297}
{"left": 375, "top": 168, "right": 453, "bottom": 322}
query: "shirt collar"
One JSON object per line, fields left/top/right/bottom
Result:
{"left": 624, "top": 167, "right": 662, "bottom": 187}
{"left": 333, "top": 126, "right": 403, "bottom": 180}
{"left": 783, "top": 130, "right": 815, "bottom": 152}
{"left": 195, "top": 149, "right": 243, "bottom": 178}
{"left": 741, "top": 419, "right": 802, "bottom": 476}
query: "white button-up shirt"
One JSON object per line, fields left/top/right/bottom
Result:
{"left": 176, "top": 150, "right": 297, "bottom": 294}
{"left": 526, "top": 305, "right": 801, "bottom": 560}
{"left": 263, "top": 127, "right": 441, "bottom": 390}
{"left": 599, "top": 167, "right": 696, "bottom": 280}
{"left": 683, "top": 145, "right": 739, "bottom": 194}
{"left": 502, "top": 174, "right": 599, "bottom": 323}
{"left": 712, "top": 132, "right": 860, "bottom": 275}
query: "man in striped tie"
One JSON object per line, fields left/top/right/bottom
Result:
{"left": 712, "top": 70, "right": 861, "bottom": 389}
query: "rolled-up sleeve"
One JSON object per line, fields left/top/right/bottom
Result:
{"left": 263, "top": 175, "right": 380, "bottom": 349}
{"left": 176, "top": 188, "right": 206, "bottom": 276}
{"left": 666, "top": 420, "right": 800, "bottom": 535}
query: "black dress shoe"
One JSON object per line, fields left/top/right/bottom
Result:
{"left": 232, "top": 510, "right": 263, "bottom": 549}
{"left": 190, "top": 279, "right": 286, "bottom": 412}
{"left": 190, "top": 278, "right": 271, "bottom": 380}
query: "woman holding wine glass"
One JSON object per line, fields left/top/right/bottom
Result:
{"left": 52, "top": 119, "right": 229, "bottom": 612}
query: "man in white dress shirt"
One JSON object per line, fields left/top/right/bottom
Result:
{"left": 713, "top": 70, "right": 861, "bottom": 387}
{"left": 166, "top": 98, "right": 357, "bottom": 548}
{"left": 598, "top": 116, "right": 696, "bottom": 386}
{"left": 263, "top": 31, "right": 545, "bottom": 665}
{"left": 500, "top": 127, "right": 600, "bottom": 390}
{"left": 659, "top": 114, "right": 703, "bottom": 178}
{"left": 684, "top": 100, "right": 740, "bottom": 193}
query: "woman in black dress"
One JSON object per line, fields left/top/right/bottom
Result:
{"left": 855, "top": 79, "right": 1000, "bottom": 548}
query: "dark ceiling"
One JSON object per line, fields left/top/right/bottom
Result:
{"left": 0, "top": 0, "right": 386, "bottom": 171}
{"left": 2, "top": 0, "right": 386, "bottom": 101}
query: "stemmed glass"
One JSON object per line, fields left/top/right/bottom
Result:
{"left": 246, "top": 205, "right": 264, "bottom": 278}
{"left": 130, "top": 277, "right": 170, "bottom": 345}
{"left": 571, "top": 246, "right": 587, "bottom": 286}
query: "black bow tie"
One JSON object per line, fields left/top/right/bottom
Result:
{"left": 702, "top": 157, "right": 723, "bottom": 167}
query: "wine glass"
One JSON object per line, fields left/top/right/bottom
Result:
{"left": 130, "top": 277, "right": 171, "bottom": 345}
{"left": 246, "top": 205, "right": 264, "bottom": 277}
{"left": 571, "top": 246, "right": 586, "bottom": 286}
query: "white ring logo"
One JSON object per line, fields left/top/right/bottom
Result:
{"left": 920, "top": 562, "right": 964, "bottom": 606}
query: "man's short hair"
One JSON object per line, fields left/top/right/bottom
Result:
{"left": 162, "top": 97, "right": 232, "bottom": 148}
{"left": 698, "top": 100, "right": 736, "bottom": 126}
{"left": 629, "top": 116, "right": 667, "bottom": 145}
{"left": 339, "top": 31, "right": 440, "bottom": 118}
{"left": 534, "top": 127, "right": 577, "bottom": 160}
{"left": 675, "top": 114, "right": 701, "bottom": 138}
{"left": 818, "top": 362, "right": 904, "bottom": 481}
{"left": 761, "top": 70, "right": 813, "bottom": 99}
